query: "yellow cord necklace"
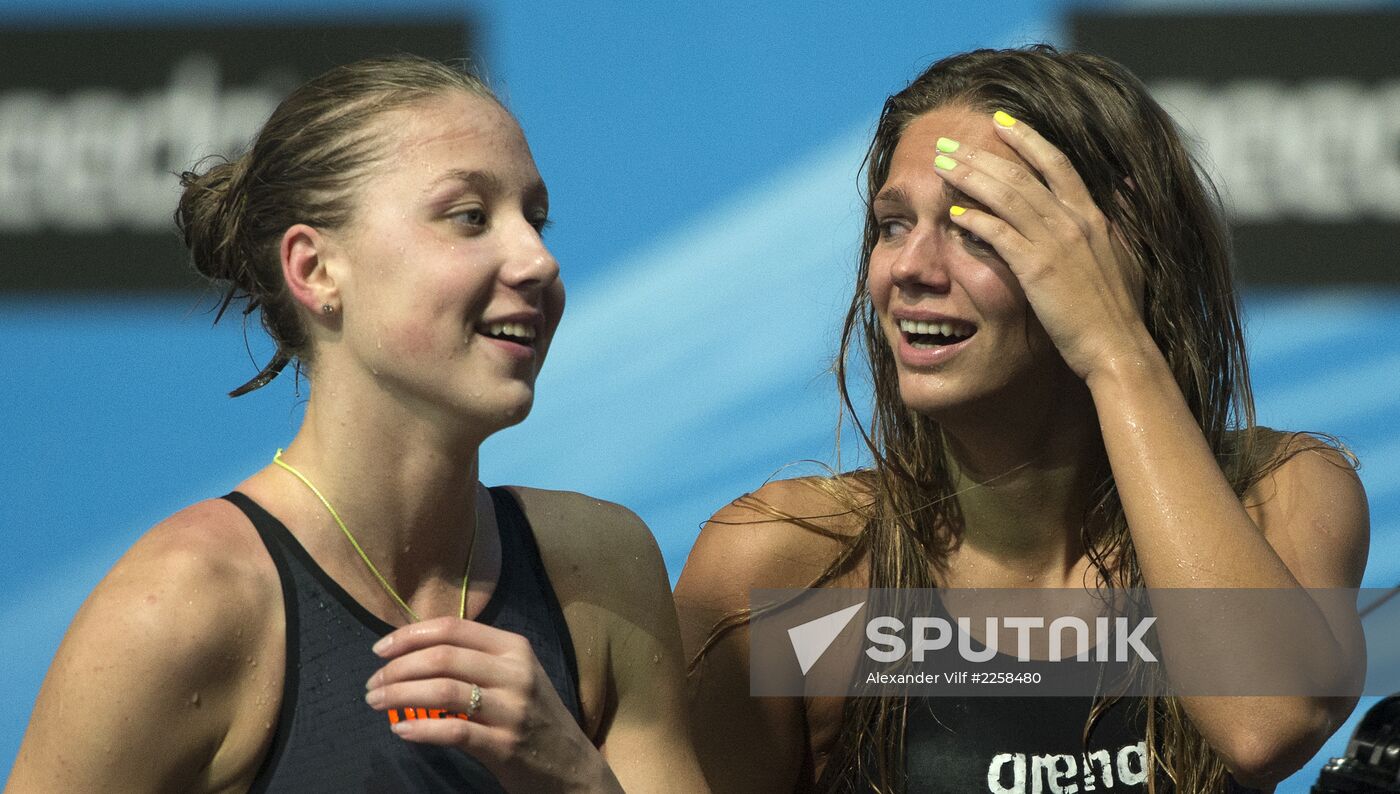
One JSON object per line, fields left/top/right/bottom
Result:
{"left": 272, "top": 449, "right": 475, "bottom": 623}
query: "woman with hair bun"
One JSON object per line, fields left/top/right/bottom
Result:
{"left": 677, "top": 45, "right": 1368, "bottom": 793}
{"left": 8, "top": 55, "right": 704, "bottom": 793}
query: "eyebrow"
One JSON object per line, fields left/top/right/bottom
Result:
{"left": 426, "top": 169, "right": 502, "bottom": 196}
{"left": 941, "top": 183, "right": 984, "bottom": 211}
{"left": 872, "top": 184, "right": 912, "bottom": 208}
{"left": 424, "top": 168, "right": 550, "bottom": 209}
{"left": 872, "top": 182, "right": 985, "bottom": 212}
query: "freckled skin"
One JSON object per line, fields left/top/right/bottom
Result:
{"left": 867, "top": 106, "right": 1080, "bottom": 424}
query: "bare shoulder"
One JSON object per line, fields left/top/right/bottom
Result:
{"left": 125, "top": 496, "right": 280, "bottom": 607}
{"left": 496, "top": 487, "right": 670, "bottom": 656}
{"left": 504, "top": 485, "right": 653, "bottom": 542}
{"left": 102, "top": 498, "right": 282, "bottom": 649}
{"left": 500, "top": 487, "right": 710, "bottom": 790}
{"left": 1241, "top": 427, "right": 1369, "bottom": 589}
{"left": 677, "top": 474, "right": 870, "bottom": 609}
{"left": 673, "top": 476, "right": 869, "bottom": 793}
{"left": 501, "top": 486, "right": 665, "bottom": 595}
{"left": 500, "top": 486, "right": 683, "bottom": 749}
{"left": 8, "top": 498, "right": 282, "bottom": 792}
{"left": 499, "top": 486, "right": 676, "bottom": 668}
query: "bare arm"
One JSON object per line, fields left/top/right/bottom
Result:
{"left": 1089, "top": 356, "right": 1369, "bottom": 786}
{"left": 591, "top": 503, "right": 708, "bottom": 793}
{"left": 505, "top": 489, "right": 708, "bottom": 793}
{"left": 933, "top": 112, "right": 1371, "bottom": 787}
{"left": 675, "top": 479, "right": 854, "bottom": 794}
{"left": 5, "top": 501, "right": 280, "bottom": 794}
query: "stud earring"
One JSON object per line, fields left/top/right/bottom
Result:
{"left": 321, "top": 304, "right": 335, "bottom": 315}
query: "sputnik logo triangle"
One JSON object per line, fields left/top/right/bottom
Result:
{"left": 787, "top": 602, "right": 865, "bottom": 675}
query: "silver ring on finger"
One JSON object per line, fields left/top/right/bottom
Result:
{"left": 466, "top": 683, "right": 483, "bottom": 720}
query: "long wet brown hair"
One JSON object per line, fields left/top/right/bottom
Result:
{"left": 694, "top": 44, "right": 1353, "bottom": 793}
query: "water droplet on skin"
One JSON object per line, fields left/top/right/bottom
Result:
{"left": 651, "top": 654, "right": 660, "bottom": 664}
{"left": 189, "top": 692, "right": 201, "bottom": 707}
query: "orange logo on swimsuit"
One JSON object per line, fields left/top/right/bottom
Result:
{"left": 386, "top": 707, "right": 471, "bottom": 725}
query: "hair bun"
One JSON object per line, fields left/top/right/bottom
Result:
{"left": 176, "top": 156, "right": 254, "bottom": 290}
{"left": 171, "top": 54, "right": 498, "bottom": 395}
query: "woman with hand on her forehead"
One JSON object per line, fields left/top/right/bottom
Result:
{"left": 677, "top": 45, "right": 1368, "bottom": 793}
{"left": 8, "top": 55, "right": 705, "bottom": 794}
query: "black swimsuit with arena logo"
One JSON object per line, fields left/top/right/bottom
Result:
{"left": 816, "top": 591, "right": 1261, "bottom": 793}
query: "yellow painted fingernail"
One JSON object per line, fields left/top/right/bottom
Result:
{"left": 950, "top": 205, "right": 967, "bottom": 217}
{"left": 934, "top": 155, "right": 957, "bottom": 171}
{"left": 936, "top": 137, "right": 959, "bottom": 153}
{"left": 994, "top": 110, "right": 1018, "bottom": 128}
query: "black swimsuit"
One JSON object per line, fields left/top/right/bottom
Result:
{"left": 817, "top": 647, "right": 1261, "bottom": 792}
{"left": 224, "top": 487, "right": 581, "bottom": 793}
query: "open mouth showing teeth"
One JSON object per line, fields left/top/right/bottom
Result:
{"left": 481, "top": 321, "right": 537, "bottom": 346}
{"left": 898, "top": 319, "right": 976, "bottom": 349}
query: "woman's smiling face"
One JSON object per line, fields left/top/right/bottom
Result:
{"left": 867, "top": 104, "right": 1061, "bottom": 419}
{"left": 328, "top": 90, "right": 565, "bottom": 431}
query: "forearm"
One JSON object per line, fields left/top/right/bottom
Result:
{"left": 564, "top": 751, "right": 626, "bottom": 794}
{"left": 1086, "top": 338, "right": 1349, "bottom": 778}
{"left": 1086, "top": 340, "right": 1299, "bottom": 589}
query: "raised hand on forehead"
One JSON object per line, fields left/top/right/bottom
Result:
{"left": 931, "top": 111, "right": 1148, "bottom": 383}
